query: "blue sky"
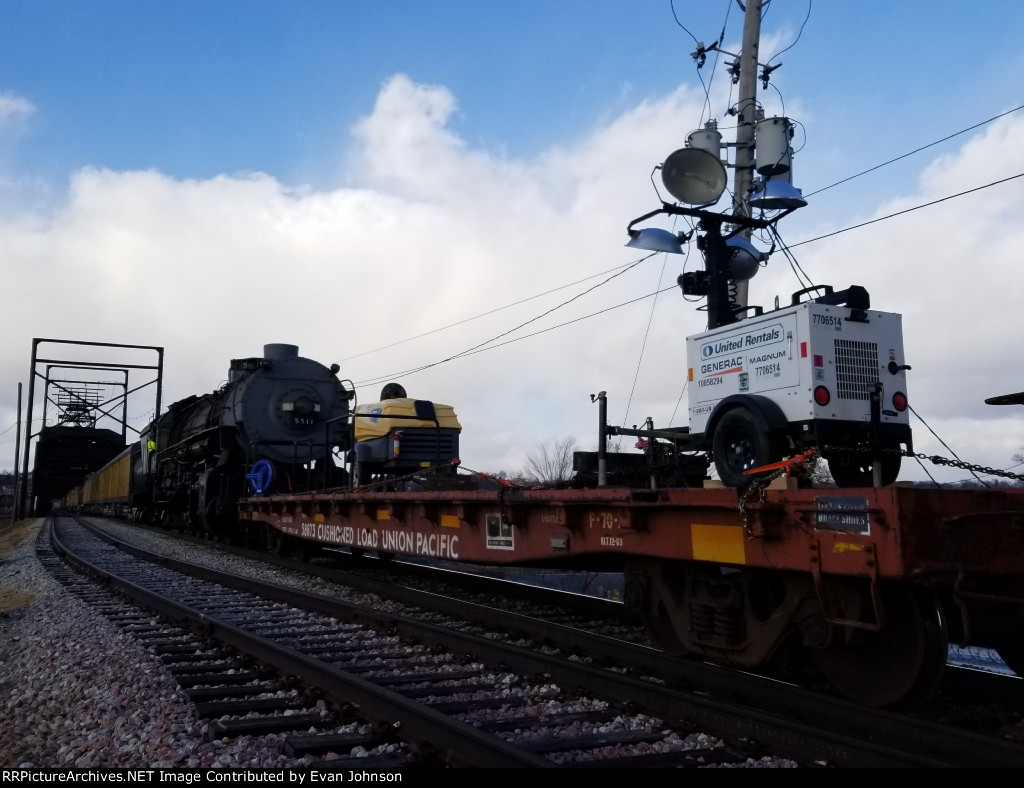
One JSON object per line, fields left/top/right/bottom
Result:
{"left": 4, "top": 1, "right": 1024, "bottom": 485}
{"left": 7, "top": 2, "right": 1020, "bottom": 191}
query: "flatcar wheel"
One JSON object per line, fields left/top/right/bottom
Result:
{"left": 815, "top": 585, "right": 947, "bottom": 709}
{"left": 641, "top": 606, "right": 688, "bottom": 656}
{"left": 295, "top": 542, "right": 315, "bottom": 563}
{"left": 261, "top": 524, "right": 286, "bottom": 556}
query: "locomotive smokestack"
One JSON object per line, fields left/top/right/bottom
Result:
{"left": 264, "top": 343, "right": 299, "bottom": 361}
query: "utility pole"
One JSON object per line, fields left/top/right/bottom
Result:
{"left": 631, "top": 0, "right": 800, "bottom": 330}
{"left": 11, "top": 383, "right": 21, "bottom": 524}
{"left": 729, "top": 0, "right": 762, "bottom": 315}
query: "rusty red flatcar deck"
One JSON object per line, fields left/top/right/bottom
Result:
{"left": 239, "top": 483, "right": 1024, "bottom": 580}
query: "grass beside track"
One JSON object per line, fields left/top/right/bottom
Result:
{"left": 0, "top": 518, "right": 41, "bottom": 614}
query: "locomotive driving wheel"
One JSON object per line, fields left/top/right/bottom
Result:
{"left": 815, "top": 584, "right": 947, "bottom": 709}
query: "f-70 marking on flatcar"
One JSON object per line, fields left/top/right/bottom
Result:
{"left": 588, "top": 511, "right": 620, "bottom": 530}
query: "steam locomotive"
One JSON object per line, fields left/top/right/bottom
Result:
{"left": 62, "top": 342, "right": 463, "bottom": 539}
{"left": 63, "top": 343, "right": 353, "bottom": 535}
{"left": 145, "top": 343, "right": 354, "bottom": 533}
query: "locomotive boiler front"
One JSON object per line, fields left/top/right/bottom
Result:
{"left": 223, "top": 343, "right": 351, "bottom": 466}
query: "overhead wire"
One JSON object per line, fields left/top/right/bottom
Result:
{"left": 337, "top": 260, "right": 648, "bottom": 363}
{"left": 802, "top": 104, "right": 1024, "bottom": 199}
{"left": 354, "top": 254, "right": 660, "bottom": 388}
{"left": 763, "top": 0, "right": 811, "bottom": 67}
{"left": 670, "top": 0, "right": 731, "bottom": 126}
{"left": 908, "top": 404, "right": 989, "bottom": 487}
{"left": 766, "top": 224, "right": 814, "bottom": 290}
{"left": 786, "top": 171, "right": 1024, "bottom": 250}
{"left": 357, "top": 283, "right": 680, "bottom": 388}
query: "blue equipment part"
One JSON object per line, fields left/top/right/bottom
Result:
{"left": 247, "top": 459, "right": 274, "bottom": 495}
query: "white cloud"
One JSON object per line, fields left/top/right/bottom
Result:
{"left": 2, "top": 77, "right": 1024, "bottom": 488}
{"left": 0, "top": 92, "right": 34, "bottom": 129}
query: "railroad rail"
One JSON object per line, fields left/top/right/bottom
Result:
{"left": 38, "top": 515, "right": 1024, "bottom": 767}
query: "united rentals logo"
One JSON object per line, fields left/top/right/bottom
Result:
{"left": 700, "top": 323, "right": 784, "bottom": 360}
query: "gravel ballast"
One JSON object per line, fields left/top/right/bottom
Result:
{"left": 0, "top": 519, "right": 317, "bottom": 768}
{"left": 0, "top": 518, "right": 798, "bottom": 768}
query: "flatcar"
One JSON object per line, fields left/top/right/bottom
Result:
{"left": 238, "top": 446, "right": 1024, "bottom": 710}
{"left": 58, "top": 341, "right": 1024, "bottom": 710}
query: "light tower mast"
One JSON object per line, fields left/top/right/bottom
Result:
{"left": 626, "top": 0, "right": 804, "bottom": 331}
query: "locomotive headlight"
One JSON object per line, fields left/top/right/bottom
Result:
{"left": 281, "top": 395, "right": 320, "bottom": 427}
{"left": 293, "top": 396, "right": 316, "bottom": 416}
{"left": 281, "top": 397, "right": 320, "bottom": 414}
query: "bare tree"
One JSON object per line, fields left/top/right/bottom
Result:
{"left": 523, "top": 436, "right": 579, "bottom": 484}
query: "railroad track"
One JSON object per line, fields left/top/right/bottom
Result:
{"left": 46, "top": 516, "right": 1024, "bottom": 767}
{"left": 44, "top": 516, "right": 769, "bottom": 767}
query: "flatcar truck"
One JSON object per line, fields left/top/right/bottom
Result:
{"left": 686, "top": 285, "right": 912, "bottom": 487}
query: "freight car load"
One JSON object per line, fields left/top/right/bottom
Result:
{"left": 34, "top": 426, "right": 125, "bottom": 515}
{"left": 352, "top": 384, "right": 462, "bottom": 486}
{"left": 685, "top": 285, "right": 913, "bottom": 487}
{"left": 62, "top": 343, "right": 355, "bottom": 538}
{"left": 145, "top": 343, "right": 353, "bottom": 533}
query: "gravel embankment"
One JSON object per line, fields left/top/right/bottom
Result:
{"left": 0, "top": 519, "right": 319, "bottom": 768}
{"left": 0, "top": 518, "right": 797, "bottom": 768}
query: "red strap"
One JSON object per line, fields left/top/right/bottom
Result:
{"left": 743, "top": 449, "right": 816, "bottom": 476}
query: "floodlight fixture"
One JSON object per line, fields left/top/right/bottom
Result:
{"left": 748, "top": 179, "right": 808, "bottom": 211}
{"left": 625, "top": 227, "right": 688, "bottom": 255}
{"left": 724, "top": 236, "right": 767, "bottom": 281}
{"left": 661, "top": 147, "right": 728, "bottom": 206}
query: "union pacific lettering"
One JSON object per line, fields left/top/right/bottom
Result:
{"left": 701, "top": 356, "right": 743, "bottom": 375}
{"left": 299, "top": 521, "right": 459, "bottom": 559}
